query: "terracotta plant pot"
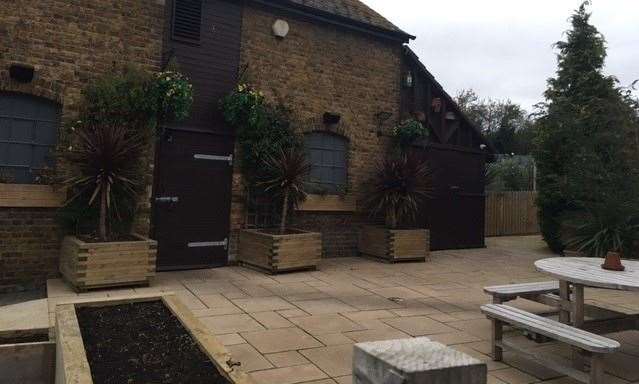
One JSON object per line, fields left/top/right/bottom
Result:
{"left": 602, "top": 251, "right": 625, "bottom": 271}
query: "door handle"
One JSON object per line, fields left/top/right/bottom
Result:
{"left": 155, "top": 196, "right": 179, "bottom": 204}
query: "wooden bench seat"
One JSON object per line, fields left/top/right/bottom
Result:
{"left": 481, "top": 304, "right": 620, "bottom": 384}
{"left": 484, "top": 281, "right": 560, "bottom": 303}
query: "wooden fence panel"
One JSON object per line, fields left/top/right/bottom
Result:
{"left": 485, "top": 191, "right": 539, "bottom": 236}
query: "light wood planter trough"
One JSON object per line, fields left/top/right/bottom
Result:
{"left": 59, "top": 234, "right": 157, "bottom": 292}
{"left": 238, "top": 229, "right": 322, "bottom": 273}
{"left": 55, "top": 295, "right": 255, "bottom": 384}
{"left": 359, "top": 225, "right": 429, "bottom": 263}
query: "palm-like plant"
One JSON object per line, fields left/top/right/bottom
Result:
{"left": 259, "top": 147, "right": 312, "bottom": 234}
{"left": 63, "top": 124, "right": 145, "bottom": 241}
{"left": 565, "top": 200, "right": 639, "bottom": 258}
{"left": 364, "top": 154, "right": 433, "bottom": 229}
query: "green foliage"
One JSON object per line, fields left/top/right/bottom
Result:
{"left": 155, "top": 70, "right": 194, "bottom": 124}
{"left": 364, "top": 154, "right": 433, "bottom": 229}
{"left": 58, "top": 67, "right": 193, "bottom": 239}
{"left": 564, "top": 198, "right": 639, "bottom": 258}
{"left": 392, "top": 119, "right": 429, "bottom": 151}
{"left": 82, "top": 68, "right": 159, "bottom": 133}
{"left": 486, "top": 157, "right": 534, "bottom": 192}
{"left": 62, "top": 123, "right": 146, "bottom": 240}
{"left": 456, "top": 89, "right": 535, "bottom": 155}
{"left": 534, "top": 2, "right": 639, "bottom": 253}
{"left": 82, "top": 66, "right": 193, "bottom": 136}
{"left": 258, "top": 147, "right": 312, "bottom": 233}
{"left": 221, "top": 84, "right": 297, "bottom": 183}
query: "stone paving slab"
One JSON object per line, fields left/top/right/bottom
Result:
{"left": 0, "top": 298, "right": 48, "bottom": 334}
{"left": 31, "top": 235, "right": 639, "bottom": 384}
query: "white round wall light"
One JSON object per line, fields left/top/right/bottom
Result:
{"left": 272, "top": 19, "right": 290, "bottom": 38}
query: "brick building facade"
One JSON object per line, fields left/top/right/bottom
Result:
{"left": 1, "top": 0, "right": 483, "bottom": 291}
{"left": 229, "top": 3, "right": 407, "bottom": 259}
{"left": 0, "top": 0, "right": 164, "bottom": 292}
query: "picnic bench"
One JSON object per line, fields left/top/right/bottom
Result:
{"left": 483, "top": 281, "right": 560, "bottom": 304}
{"left": 482, "top": 304, "right": 620, "bottom": 384}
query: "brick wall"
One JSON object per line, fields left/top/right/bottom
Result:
{"left": 0, "top": 208, "right": 59, "bottom": 293}
{"left": 0, "top": 0, "right": 164, "bottom": 291}
{"left": 230, "top": 4, "right": 403, "bottom": 258}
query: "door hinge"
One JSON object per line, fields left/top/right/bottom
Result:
{"left": 194, "top": 154, "right": 233, "bottom": 166}
{"left": 187, "top": 238, "right": 228, "bottom": 250}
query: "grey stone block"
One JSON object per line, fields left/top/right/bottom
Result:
{"left": 353, "top": 337, "right": 486, "bottom": 384}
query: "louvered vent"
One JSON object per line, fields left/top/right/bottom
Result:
{"left": 172, "top": 0, "right": 202, "bottom": 43}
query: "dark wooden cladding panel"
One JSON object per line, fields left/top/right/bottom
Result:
{"left": 400, "top": 52, "right": 484, "bottom": 150}
{"left": 165, "top": 0, "right": 243, "bottom": 133}
{"left": 411, "top": 145, "right": 486, "bottom": 250}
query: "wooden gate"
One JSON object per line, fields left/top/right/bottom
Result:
{"left": 152, "top": 0, "right": 242, "bottom": 270}
{"left": 413, "top": 144, "right": 486, "bottom": 250}
{"left": 485, "top": 191, "right": 539, "bottom": 236}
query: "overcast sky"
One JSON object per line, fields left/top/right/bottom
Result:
{"left": 362, "top": 0, "right": 638, "bottom": 110}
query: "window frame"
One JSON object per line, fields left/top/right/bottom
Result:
{"left": 0, "top": 92, "right": 60, "bottom": 185}
{"left": 303, "top": 131, "right": 349, "bottom": 195}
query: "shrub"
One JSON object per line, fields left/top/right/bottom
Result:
{"left": 534, "top": 3, "right": 639, "bottom": 252}
{"left": 221, "top": 84, "right": 297, "bottom": 183}
{"left": 82, "top": 66, "right": 193, "bottom": 137}
{"left": 62, "top": 123, "right": 146, "bottom": 241}
{"left": 58, "top": 67, "right": 193, "bottom": 238}
{"left": 258, "top": 147, "right": 312, "bottom": 234}
{"left": 564, "top": 199, "right": 639, "bottom": 258}
{"left": 364, "top": 154, "right": 433, "bottom": 229}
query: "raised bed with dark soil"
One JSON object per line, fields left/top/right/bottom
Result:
{"left": 76, "top": 301, "right": 231, "bottom": 384}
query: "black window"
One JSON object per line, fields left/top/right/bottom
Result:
{"left": 172, "top": 0, "right": 203, "bottom": 43}
{"left": 304, "top": 132, "right": 348, "bottom": 194}
{"left": 0, "top": 92, "right": 60, "bottom": 184}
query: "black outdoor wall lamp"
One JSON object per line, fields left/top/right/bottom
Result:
{"left": 403, "top": 71, "right": 414, "bottom": 88}
{"left": 9, "top": 63, "right": 35, "bottom": 83}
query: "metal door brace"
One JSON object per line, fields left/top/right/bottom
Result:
{"left": 187, "top": 238, "right": 229, "bottom": 250}
{"left": 194, "top": 154, "right": 233, "bottom": 165}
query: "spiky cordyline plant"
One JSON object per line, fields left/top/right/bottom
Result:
{"left": 565, "top": 199, "right": 639, "bottom": 258}
{"left": 63, "top": 124, "right": 145, "bottom": 241}
{"left": 258, "top": 147, "right": 312, "bottom": 234}
{"left": 364, "top": 154, "right": 433, "bottom": 229}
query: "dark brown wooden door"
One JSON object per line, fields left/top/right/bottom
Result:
{"left": 152, "top": 0, "right": 242, "bottom": 270}
{"left": 414, "top": 144, "right": 486, "bottom": 250}
{"left": 153, "top": 130, "right": 234, "bottom": 270}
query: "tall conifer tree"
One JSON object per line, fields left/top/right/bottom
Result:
{"left": 535, "top": 1, "right": 639, "bottom": 252}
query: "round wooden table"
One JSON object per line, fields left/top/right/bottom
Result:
{"left": 535, "top": 257, "right": 639, "bottom": 328}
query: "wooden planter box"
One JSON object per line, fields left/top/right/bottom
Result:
{"left": 238, "top": 229, "right": 322, "bottom": 273}
{"left": 55, "top": 295, "right": 254, "bottom": 384}
{"left": 59, "top": 234, "right": 157, "bottom": 292}
{"left": 358, "top": 225, "right": 429, "bottom": 263}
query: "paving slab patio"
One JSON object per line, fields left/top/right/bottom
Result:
{"left": 30, "top": 235, "right": 639, "bottom": 383}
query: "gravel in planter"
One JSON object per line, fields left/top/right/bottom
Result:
{"left": 76, "top": 301, "right": 231, "bottom": 384}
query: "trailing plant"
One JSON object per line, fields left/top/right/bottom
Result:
{"left": 61, "top": 123, "right": 146, "bottom": 241}
{"left": 221, "top": 84, "right": 296, "bottom": 183}
{"left": 534, "top": 2, "right": 639, "bottom": 252}
{"left": 392, "top": 119, "right": 429, "bottom": 151}
{"left": 155, "top": 69, "right": 193, "bottom": 125}
{"left": 564, "top": 199, "right": 639, "bottom": 258}
{"left": 364, "top": 154, "right": 433, "bottom": 229}
{"left": 82, "top": 66, "right": 193, "bottom": 137}
{"left": 258, "top": 147, "right": 312, "bottom": 234}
